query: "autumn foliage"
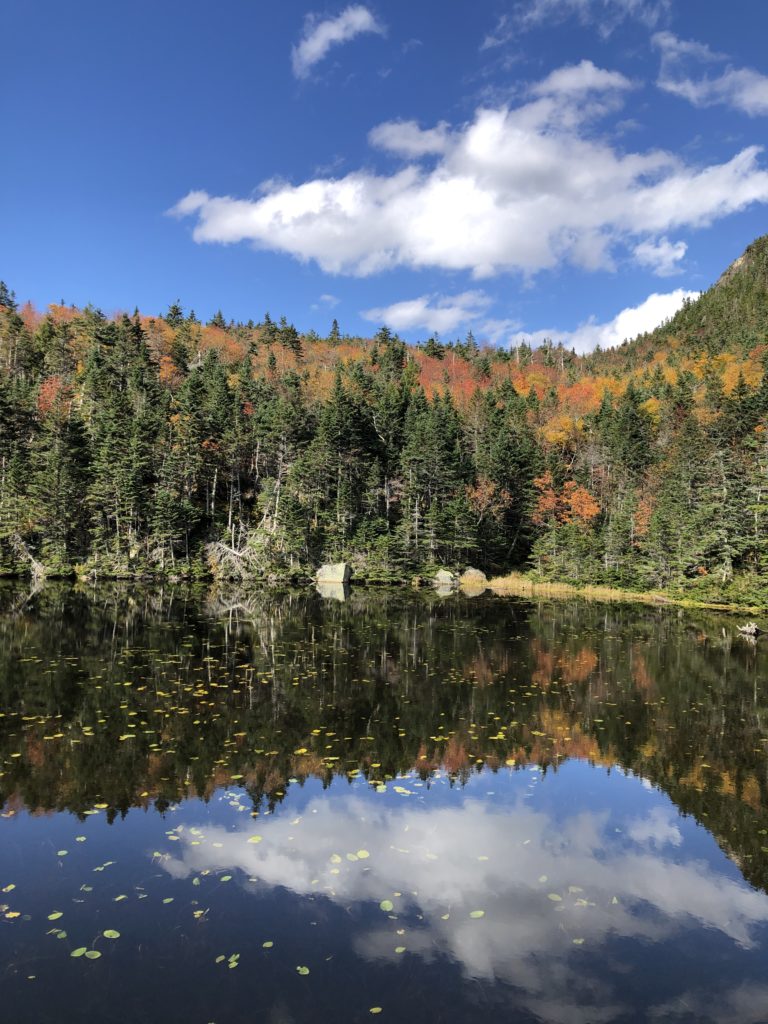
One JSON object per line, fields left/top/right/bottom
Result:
{"left": 532, "top": 472, "right": 600, "bottom": 526}
{"left": 4, "top": 233, "right": 768, "bottom": 600}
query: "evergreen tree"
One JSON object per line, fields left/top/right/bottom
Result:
{"left": 3, "top": 243, "right": 768, "bottom": 595}
{"left": 0, "top": 281, "right": 17, "bottom": 311}
{"left": 165, "top": 301, "right": 184, "bottom": 327}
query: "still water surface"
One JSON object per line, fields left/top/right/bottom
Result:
{"left": 2, "top": 583, "right": 768, "bottom": 1023}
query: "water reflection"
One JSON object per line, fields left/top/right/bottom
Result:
{"left": 649, "top": 983, "right": 768, "bottom": 1023}
{"left": 3, "top": 582, "right": 768, "bottom": 1022}
{"left": 158, "top": 768, "right": 768, "bottom": 1023}
{"left": 315, "top": 581, "right": 349, "bottom": 602}
{"left": 165, "top": 786, "right": 768, "bottom": 949}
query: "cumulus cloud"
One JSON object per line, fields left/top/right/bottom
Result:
{"left": 654, "top": 32, "right": 768, "bottom": 116}
{"left": 633, "top": 235, "right": 687, "bottom": 276}
{"left": 511, "top": 288, "right": 698, "bottom": 353}
{"left": 363, "top": 291, "right": 491, "bottom": 334}
{"left": 368, "top": 119, "right": 451, "bottom": 157}
{"left": 170, "top": 61, "right": 768, "bottom": 279}
{"left": 291, "top": 5, "right": 384, "bottom": 79}
{"left": 530, "top": 59, "right": 633, "bottom": 97}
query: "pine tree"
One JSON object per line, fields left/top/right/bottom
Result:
{"left": 0, "top": 281, "right": 18, "bottom": 311}
{"left": 27, "top": 388, "right": 90, "bottom": 565}
{"left": 607, "top": 382, "right": 654, "bottom": 478}
{"left": 165, "top": 301, "right": 184, "bottom": 327}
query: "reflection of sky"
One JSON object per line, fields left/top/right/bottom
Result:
{"left": 649, "top": 982, "right": 768, "bottom": 1024}
{"left": 162, "top": 767, "right": 768, "bottom": 1024}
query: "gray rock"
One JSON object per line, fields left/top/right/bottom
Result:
{"left": 434, "top": 568, "right": 457, "bottom": 588}
{"left": 316, "top": 562, "right": 352, "bottom": 584}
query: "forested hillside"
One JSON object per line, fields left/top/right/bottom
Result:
{"left": 2, "top": 235, "right": 768, "bottom": 601}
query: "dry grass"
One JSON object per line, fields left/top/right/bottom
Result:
{"left": 486, "top": 573, "right": 760, "bottom": 614}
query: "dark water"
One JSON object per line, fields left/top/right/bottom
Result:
{"left": 2, "top": 583, "right": 768, "bottom": 1024}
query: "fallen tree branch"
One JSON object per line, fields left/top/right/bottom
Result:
{"left": 10, "top": 533, "right": 46, "bottom": 580}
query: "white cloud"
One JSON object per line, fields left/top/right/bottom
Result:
{"left": 516, "top": 0, "right": 670, "bottom": 39}
{"left": 526, "top": 60, "right": 636, "bottom": 127}
{"left": 479, "top": 317, "right": 524, "bottom": 344}
{"left": 369, "top": 119, "right": 451, "bottom": 157}
{"left": 652, "top": 32, "right": 717, "bottom": 64}
{"left": 512, "top": 288, "right": 698, "bottom": 353}
{"left": 170, "top": 62, "right": 768, "bottom": 279}
{"left": 291, "top": 5, "right": 385, "bottom": 79}
{"left": 363, "top": 291, "right": 491, "bottom": 334}
{"left": 654, "top": 32, "right": 768, "bottom": 116}
{"left": 633, "top": 236, "right": 687, "bottom": 276}
{"left": 530, "top": 59, "right": 633, "bottom": 98}
{"left": 480, "top": 14, "right": 514, "bottom": 51}
{"left": 481, "top": 2, "right": 668, "bottom": 50}
{"left": 172, "top": 190, "right": 209, "bottom": 217}
{"left": 311, "top": 293, "right": 341, "bottom": 311}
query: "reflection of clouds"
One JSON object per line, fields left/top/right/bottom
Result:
{"left": 627, "top": 806, "right": 683, "bottom": 847}
{"left": 162, "top": 786, "right": 768, "bottom": 1023}
{"left": 649, "top": 982, "right": 768, "bottom": 1024}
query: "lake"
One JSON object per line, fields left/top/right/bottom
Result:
{"left": 2, "top": 582, "right": 768, "bottom": 1023}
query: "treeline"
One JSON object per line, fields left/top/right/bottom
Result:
{"left": 2, "top": 236, "right": 768, "bottom": 600}
{"left": 0, "top": 294, "right": 538, "bottom": 581}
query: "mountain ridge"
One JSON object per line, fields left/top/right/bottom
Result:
{"left": 645, "top": 232, "right": 768, "bottom": 356}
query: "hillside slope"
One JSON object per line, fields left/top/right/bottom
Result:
{"left": 2, "top": 235, "right": 768, "bottom": 601}
{"left": 606, "top": 234, "right": 768, "bottom": 364}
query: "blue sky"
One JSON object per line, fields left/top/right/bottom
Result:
{"left": 3, "top": 0, "right": 768, "bottom": 351}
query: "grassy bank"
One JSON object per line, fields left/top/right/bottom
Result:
{"left": 485, "top": 572, "right": 765, "bottom": 616}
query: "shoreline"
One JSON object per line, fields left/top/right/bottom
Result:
{"left": 484, "top": 573, "right": 764, "bottom": 616}
{"left": 1, "top": 566, "right": 765, "bottom": 616}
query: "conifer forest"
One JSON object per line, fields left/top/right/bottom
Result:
{"left": 2, "top": 235, "right": 768, "bottom": 605}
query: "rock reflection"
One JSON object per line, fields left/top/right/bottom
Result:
{"left": 315, "top": 581, "right": 349, "bottom": 602}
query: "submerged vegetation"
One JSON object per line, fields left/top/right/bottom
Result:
{"left": 2, "top": 234, "right": 768, "bottom": 601}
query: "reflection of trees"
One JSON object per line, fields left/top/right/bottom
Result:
{"left": 2, "top": 582, "right": 768, "bottom": 890}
